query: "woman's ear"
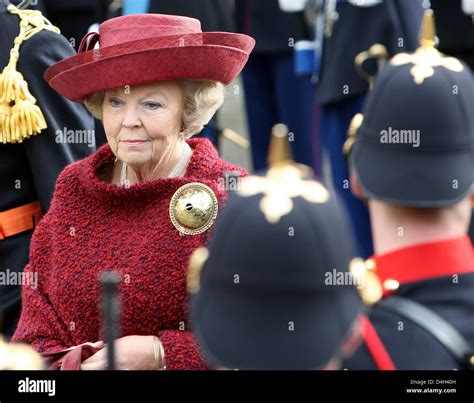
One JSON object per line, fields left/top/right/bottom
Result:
{"left": 350, "top": 169, "right": 366, "bottom": 200}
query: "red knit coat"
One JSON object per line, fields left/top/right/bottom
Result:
{"left": 11, "top": 138, "right": 247, "bottom": 370}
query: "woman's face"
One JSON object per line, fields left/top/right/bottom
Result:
{"left": 102, "top": 81, "right": 185, "bottom": 167}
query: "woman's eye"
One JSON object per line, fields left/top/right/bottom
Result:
{"left": 144, "top": 102, "right": 162, "bottom": 110}
{"left": 108, "top": 98, "right": 123, "bottom": 107}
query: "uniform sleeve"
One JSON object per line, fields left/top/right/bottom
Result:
{"left": 158, "top": 330, "right": 208, "bottom": 370}
{"left": 11, "top": 212, "right": 72, "bottom": 354}
{"left": 18, "top": 29, "right": 96, "bottom": 212}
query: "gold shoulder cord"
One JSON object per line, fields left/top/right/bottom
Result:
{"left": 0, "top": 4, "right": 60, "bottom": 144}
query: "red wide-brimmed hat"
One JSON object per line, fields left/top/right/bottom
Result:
{"left": 45, "top": 14, "right": 255, "bottom": 102}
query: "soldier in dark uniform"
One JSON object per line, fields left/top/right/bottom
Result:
{"left": 343, "top": 10, "right": 474, "bottom": 370}
{"left": 42, "top": 0, "right": 111, "bottom": 50}
{"left": 431, "top": 0, "right": 474, "bottom": 70}
{"left": 189, "top": 125, "right": 363, "bottom": 370}
{"left": 0, "top": 0, "right": 95, "bottom": 338}
{"left": 234, "top": 0, "right": 316, "bottom": 172}
{"left": 316, "top": 0, "right": 424, "bottom": 259}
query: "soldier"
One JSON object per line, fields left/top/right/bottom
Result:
{"left": 431, "top": 0, "right": 474, "bottom": 71}
{"left": 234, "top": 0, "right": 316, "bottom": 172}
{"left": 315, "top": 0, "right": 425, "bottom": 259}
{"left": 343, "top": 10, "right": 474, "bottom": 370}
{"left": 189, "top": 125, "right": 363, "bottom": 370}
{"left": 0, "top": 0, "right": 95, "bottom": 338}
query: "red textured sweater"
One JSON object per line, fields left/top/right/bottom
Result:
{"left": 12, "top": 138, "right": 247, "bottom": 370}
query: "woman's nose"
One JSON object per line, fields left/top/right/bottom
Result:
{"left": 122, "top": 106, "right": 142, "bottom": 128}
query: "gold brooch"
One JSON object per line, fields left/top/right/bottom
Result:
{"left": 169, "top": 183, "right": 218, "bottom": 235}
{"left": 390, "top": 9, "right": 463, "bottom": 85}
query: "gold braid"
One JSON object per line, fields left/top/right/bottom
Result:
{"left": 0, "top": 4, "right": 60, "bottom": 144}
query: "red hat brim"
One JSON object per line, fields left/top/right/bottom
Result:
{"left": 45, "top": 32, "right": 255, "bottom": 102}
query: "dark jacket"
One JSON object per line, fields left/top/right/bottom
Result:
{"left": 234, "top": 0, "right": 311, "bottom": 53}
{"left": 344, "top": 237, "right": 474, "bottom": 370}
{"left": 431, "top": 0, "right": 474, "bottom": 69}
{"left": 148, "top": 0, "right": 235, "bottom": 32}
{"left": 42, "top": 0, "right": 111, "bottom": 50}
{"left": 316, "top": 0, "right": 424, "bottom": 106}
{"left": 346, "top": 275, "right": 474, "bottom": 369}
{"left": 0, "top": 0, "right": 95, "bottom": 338}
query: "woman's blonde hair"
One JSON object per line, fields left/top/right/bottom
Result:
{"left": 84, "top": 79, "right": 225, "bottom": 138}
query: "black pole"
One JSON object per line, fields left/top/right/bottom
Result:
{"left": 100, "top": 271, "right": 121, "bottom": 371}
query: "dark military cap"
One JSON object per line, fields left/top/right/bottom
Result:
{"left": 190, "top": 125, "right": 362, "bottom": 370}
{"left": 347, "top": 10, "right": 474, "bottom": 207}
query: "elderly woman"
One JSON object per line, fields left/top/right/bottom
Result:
{"left": 12, "top": 14, "right": 254, "bottom": 370}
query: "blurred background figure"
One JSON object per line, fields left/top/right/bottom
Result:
{"left": 42, "top": 0, "right": 111, "bottom": 50}
{"left": 234, "top": 0, "right": 316, "bottom": 172}
{"left": 41, "top": 0, "right": 112, "bottom": 148}
{"left": 313, "top": 0, "right": 424, "bottom": 259}
{"left": 431, "top": 0, "right": 474, "bottom": 70}
{"left": 0, "top": 0, "right": 95, "bottom": 339}
{"left": 344, "top": 10, "right": 474, "bottom": 370}
{"left": 190, "top": 125, "right": 363, "bottom": 370}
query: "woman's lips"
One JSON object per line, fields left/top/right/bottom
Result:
{"left": 122, "top": 140, "right": 148, "bottom": 147}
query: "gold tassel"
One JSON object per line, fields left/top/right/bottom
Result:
{"left": 0, "top": 5, "right": 60, "bottom": 144}
{"left": 0, "top": 61, "right": 36, "bottom": 104}
{"left": 0, "top": 103, "right": 12, "bottom": 144}
{"left": 10, "top": 99, "right": 47, "bottom": 143}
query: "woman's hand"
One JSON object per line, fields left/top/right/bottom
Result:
{"left": 81, "top": 335, "right": 158, "bottom": 370}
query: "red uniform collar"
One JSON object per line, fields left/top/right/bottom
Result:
{"left": 370, "top": 236, "right": 474, "bottom": 296}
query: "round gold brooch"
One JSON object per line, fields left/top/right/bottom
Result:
{"left": 169, "top": 183, "right": 218, "bottom": 235}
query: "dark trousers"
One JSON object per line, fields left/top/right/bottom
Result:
{"left": 241, "top": 53, "right": 316, "bottom": 171}
{"left": 320, "top": 96, "right": 373, "bottom": 259}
